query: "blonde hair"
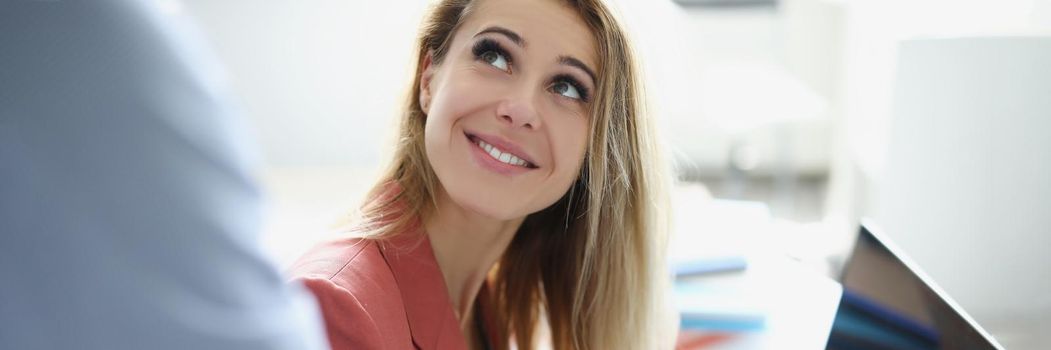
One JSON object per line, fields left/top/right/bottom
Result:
{"left": 352, "top": 0, "right": 674, "bottom": 348}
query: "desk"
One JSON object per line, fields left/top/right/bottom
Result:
{"left": 670, "top": 187, "right": 843, "bottom": 349}
{"left": 675, "top": 255, "right": 842, "bottom": 349}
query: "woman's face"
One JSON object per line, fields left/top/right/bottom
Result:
{"left": 421, "top": 0, "right": 597, "bottom": 221}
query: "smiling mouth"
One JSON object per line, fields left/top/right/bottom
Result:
{"left": 466, "top": 133, "right": 538, "bottom": 169}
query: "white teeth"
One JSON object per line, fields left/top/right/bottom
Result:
{"left": 475, "top": 138, "right": 530, "bottom": 168}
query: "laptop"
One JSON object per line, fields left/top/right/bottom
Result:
{"left": 825, "top": 220, "right": 1004, "bottom": 350}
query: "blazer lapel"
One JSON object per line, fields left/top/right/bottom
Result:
{"left": 380, "top": 229, "right": 469, "bottom": 350}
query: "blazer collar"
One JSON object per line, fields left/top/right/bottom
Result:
{"left": 379, "top": 228, "right": 469, "bottom": 350}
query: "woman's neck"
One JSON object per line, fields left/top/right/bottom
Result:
{"left": 423, "top": 188, "right": 523, "bottom": 331}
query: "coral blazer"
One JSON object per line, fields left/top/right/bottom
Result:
{"left": 287, "top": 228, "right": 498, "bottom": 350}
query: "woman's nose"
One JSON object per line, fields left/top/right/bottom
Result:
{"left": 495, "top": 86, "right": 541, "bottom": 130}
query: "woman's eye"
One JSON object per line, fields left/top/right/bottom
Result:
{"left": 551, "top": 81, "right": 581, "bottom": 100}
{"left": 481, "top": 50, "right": 509, "bottom": 71}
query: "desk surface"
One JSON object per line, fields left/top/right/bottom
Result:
{"left": 670, "top": 189, "right": 843, "bottom": 349}
{"left": 675, "top": 255, "right": 843, "bottom": 350}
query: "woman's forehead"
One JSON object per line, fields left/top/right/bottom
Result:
{"left": 459, "top": 0, "right": 598, "bottom": 71}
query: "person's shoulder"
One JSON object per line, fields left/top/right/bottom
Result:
{"left": 287, "top": 237, "right": 374, "bottom": 279}
{"left": 287, "top": 236, "right": 402, "bottom": 301}
{"left": 287, "top": 237, "right": 413, "bottom": 349}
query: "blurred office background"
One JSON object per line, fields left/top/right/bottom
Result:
{"left": 175, "top": 0, "right": 1050, "bottom": 347}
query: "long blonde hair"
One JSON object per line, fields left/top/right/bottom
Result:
{"left": 351, "top": 0, "right": 674, "bottom": 348}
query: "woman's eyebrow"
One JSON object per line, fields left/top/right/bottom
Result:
{"left": 559, "top": 55, "right": 597, "bottom": 86}
{"left": 474, "top": 26, "right": 526, "bottom": 48}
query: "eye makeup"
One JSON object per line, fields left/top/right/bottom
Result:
{"left": 472, "top": 38, "right": 513, "bottom": 70}
{"left": 550, "top": 73, "right": 590, "bottom": 103}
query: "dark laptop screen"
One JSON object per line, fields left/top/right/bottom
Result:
{"left": 825, "top": 224, "right": 1002, "bottom": 350}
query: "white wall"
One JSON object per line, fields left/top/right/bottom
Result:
{"left": 182, "top": 0, "right": 430, "bottom": 166}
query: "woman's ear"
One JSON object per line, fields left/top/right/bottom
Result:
{"left": 419, "top": 51, "right": 436, "bottom": 114}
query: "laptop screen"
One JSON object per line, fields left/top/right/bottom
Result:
{"left": 825, "top": 223, "right": 1003, "bottom": 350}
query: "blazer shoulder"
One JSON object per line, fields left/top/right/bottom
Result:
{"left": 288, "top": 238, "right": 413, "bottom": 350}
{"left": 287, "top": 237, "right": 405, "bottom": 304}
{"left": 287, "top": 237, "right": 373, "bottom": 280}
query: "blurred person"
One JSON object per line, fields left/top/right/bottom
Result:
{"left": 0, "top": 2, "right": 327, "bottom": 349}
{"left": 286, "top": 0, "right": 676, "bottom": 349}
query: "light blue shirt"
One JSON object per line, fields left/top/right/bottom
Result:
{"left": 0, "top": 1, "right": 328, "bottom": 349}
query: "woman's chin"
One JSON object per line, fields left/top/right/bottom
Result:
{"left": 443, "top": 191, "right": 529, "bottom": 223}
{"left": 463, "top": 201, "right": 527, "bottom": 222}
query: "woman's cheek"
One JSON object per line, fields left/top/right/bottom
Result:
{"left": 553, "top": 127, "right": 589, "bottom": 188}
{"left": 438, "top": 75, "right": 499, "bottom": 119}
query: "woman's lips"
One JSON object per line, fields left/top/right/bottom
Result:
{"left": 465, "top": 132, "right": 538, "bottom": 176}
{"left": 464, "top": 132, "right": 538, "bottom": 168}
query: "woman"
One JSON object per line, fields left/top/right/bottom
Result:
{"left": 287, "top": 0, "right": 674, "bottom": 348}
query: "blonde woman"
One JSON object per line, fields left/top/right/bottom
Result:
{"left": 288, "top": 0, "right": 674, "bottom": 348}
